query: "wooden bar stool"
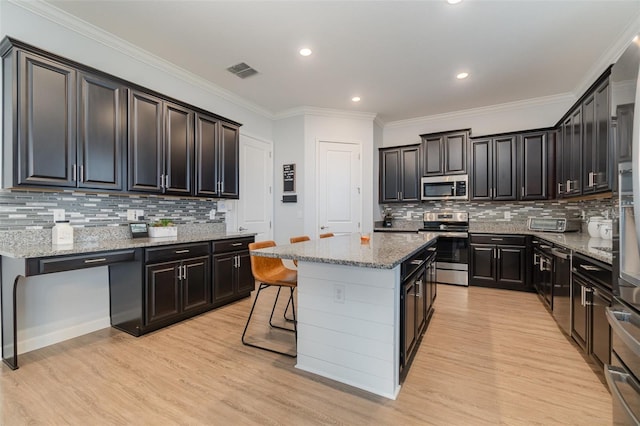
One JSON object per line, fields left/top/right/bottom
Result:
{"left": 242, "top": 241, "right": 297, "bottom": 357}
{"left": 319, "top": 232, "right": 334, "bottom": 238}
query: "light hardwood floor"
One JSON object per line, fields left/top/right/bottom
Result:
{"left": 0, "top": 285, "right": 612, "bottom": 425}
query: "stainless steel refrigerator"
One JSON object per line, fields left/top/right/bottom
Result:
{"left": 607, "top": 38, "right": 640, "bottom": 425}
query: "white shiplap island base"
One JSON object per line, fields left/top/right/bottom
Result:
{"left": 250, "top": 232, "right": 439, "bottom": 399}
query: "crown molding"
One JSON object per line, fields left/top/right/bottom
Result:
{"left": 384, "top": 92, "right": 575, "bottom": 129}
{"left": 8, "top": 0, "right": 275, "bottom": 120}
{"left": 274, "top": 106, "right": 377, "bottom": 121}
{"left": 573, "top": 11, "right": 640, "bottom": 101}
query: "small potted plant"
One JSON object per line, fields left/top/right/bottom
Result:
{"left": 148, "top": 218, "right": 178, "bottom": 238}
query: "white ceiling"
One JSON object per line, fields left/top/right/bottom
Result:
{"left": 47, "top": 0, "right": 640, "bottom": 123}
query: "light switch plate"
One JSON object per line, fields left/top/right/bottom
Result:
{"left": 217, "top": 201, "right": 227, "bottom": 212}
{"left": 136, "top": 209, "right": 144, "bottom": 220}
{"left": 127, "top": 209, "right": 137, "bottom": 221}
{"left": 209, "top": 209, "right": 216, "bottom": 219}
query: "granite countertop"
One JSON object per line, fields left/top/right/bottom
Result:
{"left": 470, "top": 224, "right": 612, "bottom": 264}
{"left": 373, "top": 220, "right": 612, "bottom": 264}
{"left": 0, "top": 229, "right": 256, "bottom": 259}
{"left": 250, "top": 232, "right": 439, "bottom": 269}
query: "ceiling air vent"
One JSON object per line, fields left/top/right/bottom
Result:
{"left": 226, "top": 62, "right": 258, "bottom": 79}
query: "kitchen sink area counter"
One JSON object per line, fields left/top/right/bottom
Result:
{"left": 469, "top": 222, "right": 612, "bottom": 264}
{"left": 251, "top": 232, "right": 440, "bottom": 400}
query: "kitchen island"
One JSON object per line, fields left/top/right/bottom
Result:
{"left": 250, "top": 232, "right": 439, "bottom": 399}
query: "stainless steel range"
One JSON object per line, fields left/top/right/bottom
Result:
{"left": 419, "top": 212, "right": 469, "bottom": 286}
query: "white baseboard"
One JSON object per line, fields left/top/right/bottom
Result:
{"left": 18, "top": 317, "right": 112, "bottom": 355}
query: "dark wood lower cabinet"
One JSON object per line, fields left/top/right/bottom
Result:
{"left": 469, "top": 234, "right": 529, "bottom": 291}
{"left": 212, "top": 237, "right": 255, "bottom": 307}
{"left": 145, "top": 254, "right": 211, "bottom": 328}
{"left": 400, "top": 243, "right": 437, "bottom": 378}
{"left": 570, "top": 254, "right": 612, "bottom": 369}
{"left": 110, "top": 238, "right": 253, "bottom": 337}
{"left": 145, "top": 261, "right": 181, "bottom": 326}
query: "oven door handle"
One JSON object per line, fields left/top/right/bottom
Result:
{"left": 606, "top": 307, "right": 640, "bottom": 358}
{"left": 605, "top": 364, "right": 640, "bottom": 425}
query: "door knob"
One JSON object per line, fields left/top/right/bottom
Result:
{"left": 238, "top": 226, "right": 247, "bottom": 231}
{"left": 320, "top": 226, "right": 329, "bottom": 230}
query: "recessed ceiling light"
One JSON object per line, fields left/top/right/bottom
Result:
{"left": 456, "top": 72, "right": 469, "bottom": 80}
{"left": 634, "top": 35, "right": 639, "bottom": 43}
{"left": 447, "top": 0, "right": 462, "bottom": 4}
{"left": 299, "top": 48, "right": 312, "bottom": 57}
{"left": 352, "top": 96, "right": 361, "bottom": 102}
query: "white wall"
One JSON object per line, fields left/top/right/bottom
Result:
{"left": 0, "top": 1, "right": 274, "bottom": 354}
{"left": 382, "top": 94, "right": 576, "bottom": 147}
{"left": 272, "top": 115, "right": 306, "bottom": 244}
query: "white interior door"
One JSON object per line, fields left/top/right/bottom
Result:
{"left": 317, "top": 141, "right": 361, "bottom": 235}
{"left": 237, "top": 134, "right": 273, "bottom": 241}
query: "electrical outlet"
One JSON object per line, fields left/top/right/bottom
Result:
{"left": 504, "top": 211, "right": 511, "bottom": 220}
{"left": 52, "top": 209, "right": 65, "bottom": 222}
{"left": 334, "top": 284, "right": 345, "bottom": 303}
{"left": 209, "top": 209, "right": 217, "bottom": 220}
{"left": 127, "top": 209, "right": 137, "bottom": 221}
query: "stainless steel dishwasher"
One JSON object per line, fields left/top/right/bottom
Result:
{"left": 551, "top": 245, "right": 572, "bottom": 336}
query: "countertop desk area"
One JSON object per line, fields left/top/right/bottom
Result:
{"left": 0, "top": 230, "right": 254, "bottom": 370}
{"left": 251, "top": 232, "right": 439, "bottom": 399}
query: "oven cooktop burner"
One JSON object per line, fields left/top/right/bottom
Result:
{"left": 422, "top": 211, "right": 469, "bottom": 232}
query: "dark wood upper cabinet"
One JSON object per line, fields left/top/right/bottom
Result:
{"left": 582, "top": 93, "right": 596, "bottom": 194}
{"left": 493, "top": 136, "right": 517, "bottom": 201}
{"left": 470, "top": 136, "right": 516, "bottom": 201}
{"left": 128, "top": 90, "right": 163, "bottom": 193}
{"left": 77, "top": 72, "right": 126, "bottom": 191}
{"left": 2, "top": 38, "right": 242, "bottom": 198}
{"left": 617, "top": 103, "right": 634, "bottom": 162}
{"left": 194, "top": 113, "right": 239, "bottom": 198}
{"left": 593, "top": 79, "right": 611, "bottom": 192}
{"left": 380, "top": 149, "right": 401, "bottom": 202}
{"left": 470, "top": 139, "right": 492, "bottom": 200}
{"left": 379, "top": 145, "right": 420, "bottom": 203}
{"left": 16, "top": 51, "right": 76, "bottom": 187}
{"left": 421, "top": 135, "right": 444, "bottom": 176}
{"left": 195, "top": 113, "right": 220, "bottom": 196}
{"left": 444, "top": 132, "right": 467, "bottom": 175}
{"left": 561, "top": 107, "right": 583, "bottom": 197}
{"left": 420, "top": 130, "right": 468, "bottom": 176}
{"left": 219, "top": 122, "right": 240, "bottom": 199}
{"left": 520, "top": 131, "right": 548, "bottom": 200}
{"left": 164, "top": 102, "right": 193, "bottom": 195}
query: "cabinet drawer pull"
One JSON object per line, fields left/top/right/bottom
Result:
{"left": 84, "top": 258, "right": 107, "bottom": 264}
{"left": 231, "top": 243, "right": 243, "bottom": 247}
{"left": 490, "top": 238, "right": 504, "bottom": 241}
{"left": 175, "top": 249, "right": 190, "bottom": 254}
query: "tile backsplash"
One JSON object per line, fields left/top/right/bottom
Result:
{"left": 0, "top": 189, "right": 224, "bottom": 230}
{"left": 381, "top": 197, "right": 615, "bottom": 229}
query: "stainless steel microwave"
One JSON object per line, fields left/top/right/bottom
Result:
{"left": 421, "top": 175, "right": 468, "bottom": 201}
